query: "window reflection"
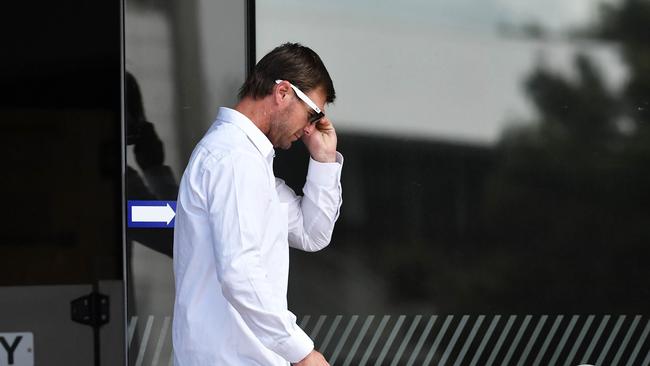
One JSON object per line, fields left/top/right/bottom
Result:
{"left": 125, "top": 1, "right": 249, "bottom": 364}
{"left": 259, "top": 0, "right": 650, "bottom": 315}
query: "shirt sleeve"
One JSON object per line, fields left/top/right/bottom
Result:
{"left": 276, "top": 152, "right": 344, "bottom": 252}
{"left": 203, "top": 152, "right": 314, "bottom": 363}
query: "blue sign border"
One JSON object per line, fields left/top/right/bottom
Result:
{"left": 127, "top": 200, "right": 177, "bottom": 228}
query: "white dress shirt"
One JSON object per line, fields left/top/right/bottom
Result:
{"left": 172, "top": 107, "right": 343, "bottom": 365}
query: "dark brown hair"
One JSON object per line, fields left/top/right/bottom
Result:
{"left": 238, "top": 43, "right": 336, "bottom": 103}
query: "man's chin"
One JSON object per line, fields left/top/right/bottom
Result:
{"left": 276, "top": 141, "right": 291, "bottom": 150}
{"left": 273, "top": 136, "right": 296, "bottom": 150}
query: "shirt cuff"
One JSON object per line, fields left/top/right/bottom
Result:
{"left": 275, "top": 328, "right": 314, "bottom": 363}
{"left": 307, "top": 152, "right": 344, "bottom": 187}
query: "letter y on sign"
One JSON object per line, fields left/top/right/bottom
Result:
{"left": 0, "top": 333, "right": 33, "bottom": 366}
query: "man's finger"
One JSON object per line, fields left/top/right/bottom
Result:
{"left": 315, "top": 117, "right": 334, "bottom": 131}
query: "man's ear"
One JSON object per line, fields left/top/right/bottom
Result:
{"left": 274, "top": 80, "right": 292, "bottom": 105}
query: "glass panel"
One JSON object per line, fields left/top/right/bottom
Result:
{"left": 125, "top": 0, "right": 249, "bottom": 364}
{"left": 1, "top": 2, "right": 122, "bottom": 287}
{"left": 258, "top": 0, "right": 650, "bottom": 364}
{"left": 0, "top": 1, "right": 123, "bottom": 365}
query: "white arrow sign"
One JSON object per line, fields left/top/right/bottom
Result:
{"left": 131, "top": 203, "right": 176, "bottom": 225}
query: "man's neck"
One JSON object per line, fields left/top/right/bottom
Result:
{"left": 234, "top": 97, "right": 272, "bottom": 135}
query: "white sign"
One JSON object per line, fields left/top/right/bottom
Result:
{"left": 0, "top": 333, "right": 33, "bottom": 366}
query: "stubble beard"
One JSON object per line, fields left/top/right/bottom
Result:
{"left": 270, "top": 110, "right": 297, "bottom": 150}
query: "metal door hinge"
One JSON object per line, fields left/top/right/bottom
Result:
{"left": 71, "top": 292, "right": 110, "bottom": 327}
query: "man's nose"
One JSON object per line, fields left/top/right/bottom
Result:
{"left": 303, "top": 122, "right": 316, "bottom": 135}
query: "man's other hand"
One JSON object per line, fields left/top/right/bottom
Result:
{"left": 293, "top": 350, "right": 330, "bottom": 366}
{"left": 302, "top": 117, "right": 337, "bottom": 163}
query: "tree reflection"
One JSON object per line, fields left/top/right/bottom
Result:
{"left": 483, "top": 0, "right": 650, "bottom": 312}
{"left": 281, "top": 0, "right": 650, "bottom": 316}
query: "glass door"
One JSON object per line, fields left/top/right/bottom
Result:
{"left": 0, "top": 1, "right": 124, "bottom": 365}
{"left": 124, "top": 0, "right": 251, "bottom": 364}
{"left": 256, "top": 0, "right": 650, "bottom": 364}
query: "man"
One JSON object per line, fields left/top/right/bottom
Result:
{"left": 172, "top": 43, "right": 342, "bottom": 366}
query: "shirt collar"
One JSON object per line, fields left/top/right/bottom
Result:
{"left": 215, "top": 107, "right": 274, "bottom": 161}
